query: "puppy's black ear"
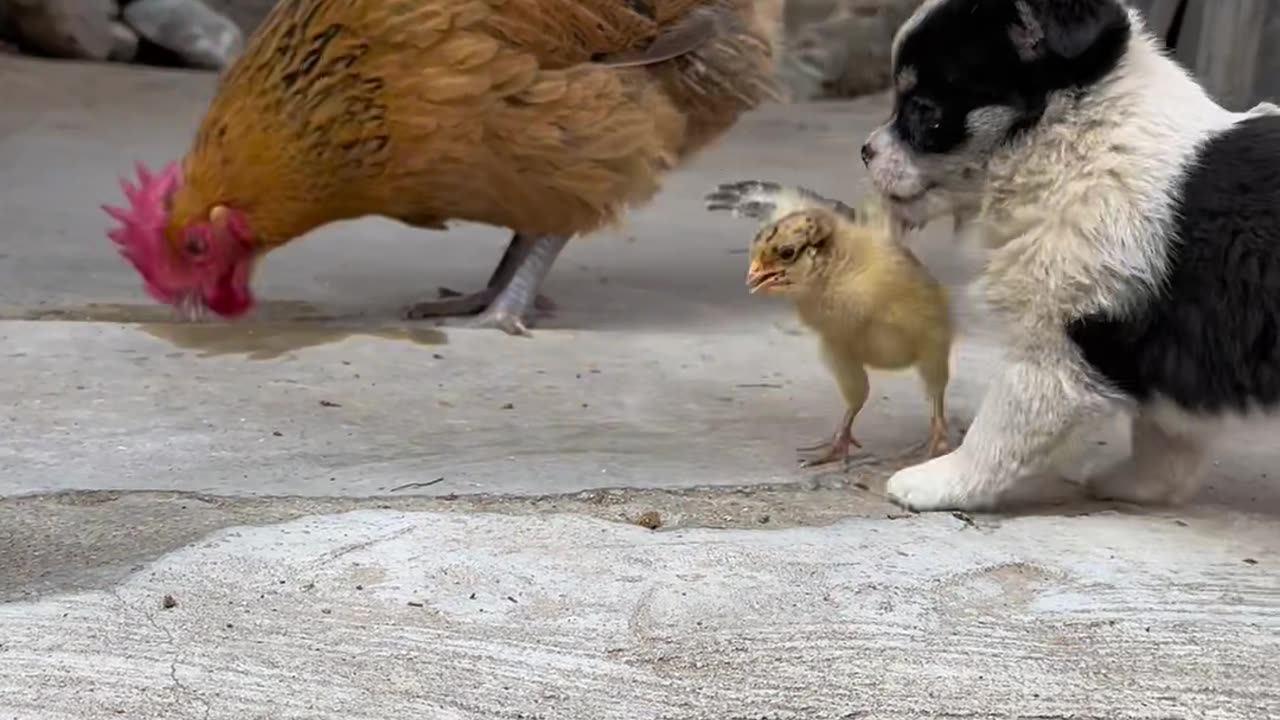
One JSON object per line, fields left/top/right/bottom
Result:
{"left": 1009, "top": 0, "right": 1130, "bottom": 64}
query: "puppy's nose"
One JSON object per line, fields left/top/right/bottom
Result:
{"left": 860, "top": 142, "right": 876, "bottom": 166}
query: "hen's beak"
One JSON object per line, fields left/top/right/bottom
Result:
{"left": 746, "top": 260, "right": 786, "bottom": 294}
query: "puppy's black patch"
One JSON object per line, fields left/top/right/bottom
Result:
{"left": 892, "top": 0, "right": 1130, "bottom": 155}
{"left": 1068, "top": 114, "right": 1280, "bottom": 414}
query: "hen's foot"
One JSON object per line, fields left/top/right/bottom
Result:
{"left": 456, "top": 306, "right": 534, "bottom": 337}
{"left": 406, "top": 287, "right": 556, "bottom": 320}
{"left": 406, "top": 288, "right": 499, "bottom": 318}
{"left": 404, "top": 234, "right": 569, "bottom": 337}
{"left": 705, "top": 180, "right": 858, "bottom": 222}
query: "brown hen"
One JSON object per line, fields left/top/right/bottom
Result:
{"left": 106, "top": 0, "right": 784, "bottom": 334}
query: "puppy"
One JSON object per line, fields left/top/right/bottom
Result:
{"left": 860, "top": 0, "right": 1280, "bottom": 512}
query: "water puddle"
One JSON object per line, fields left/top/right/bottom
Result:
{"left": 13, "top": 301, "right": 446, "bottom": 360}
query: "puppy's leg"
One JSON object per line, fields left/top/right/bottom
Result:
{"left": 886, "top": 358, "right": 1104, "bottom": 512}
{"left": 1087, "top": 413, "right": 1211, "bottom": 505}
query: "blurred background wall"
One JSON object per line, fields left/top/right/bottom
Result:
{"left": 0, "top": 0, "right": 1275, "bottom": 108}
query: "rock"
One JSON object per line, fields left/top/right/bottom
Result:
{"left": 779, "top": 0, "right": 923, "bottom": 101}
{"left": 0, "top": 0, "right": 116, "bottom": 61}
{"left": 202, "top": 0, "right": 278, "bottom": 36}
{"left": 122, "top": 0, "right": 244, "bottom": 70}
{"left": 108, "top": 21, "right": 140, "bottom": 63}
{"left": 0, "top": 2, "right": 13, "bottom": 44}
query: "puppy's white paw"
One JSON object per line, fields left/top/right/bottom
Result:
{"left": 885, "top": 452, "right": 996, "bottom": 512}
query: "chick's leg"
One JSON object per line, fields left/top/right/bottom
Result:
{"left": 910, "top": 343, "right": 953, "bottom": 458}
{"left": 406, "top": 233, "right": 567, "bottom": 336}
{"left": 799, "top": 364, "right": 870, "bottom": 468}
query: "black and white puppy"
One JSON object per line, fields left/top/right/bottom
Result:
{"left": 860, "top": 0, "right": 1280, "bottom": 512}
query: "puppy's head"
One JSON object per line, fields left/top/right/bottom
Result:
{"left": 862, "top": 0, "right": 1132, "bottom": 228}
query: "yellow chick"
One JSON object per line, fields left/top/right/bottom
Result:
{"left": 706, "top": 180, "right": 954, "bottom": 467}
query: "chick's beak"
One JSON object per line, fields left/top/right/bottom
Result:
{"left": 746, "top": 259, "right": 786, "bottom": 294}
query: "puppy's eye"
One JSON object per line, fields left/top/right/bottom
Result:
{"left": 908, "top": 95, "right": 942, "bottom": 130}
{"left": 778, "top": 246, "right": 797, "bottom": 262}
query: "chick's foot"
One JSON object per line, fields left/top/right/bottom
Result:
{"left": 897, "top": 416, "right": 959, "bottom": 460}
{"left": 797, "top": 411, "right": 863, "bottom": 468}
{"left": 406, "top": 234, "right": 568, "bottom": 337}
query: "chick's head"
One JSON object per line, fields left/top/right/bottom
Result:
{"left": 746, "top": 209, "right": 837, "bottom": 296}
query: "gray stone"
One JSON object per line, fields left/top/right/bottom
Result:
{"left": 1127, "top": 0, "right": 1184, "bottom": 43}
{"left": 122, "top": 0, "right": 244, "bottom": 70}
{"left": 0, "top": 2, "right": 14, "bottom": 47}
{"left": 1175, "top": 0, "right": 1270, "bottom": 111}
{"left": 1254, "top": 1, "right": 1280, "bottom": 105}
{"left": 779, "top": 0, "right": 922, "bottom": 101}
{"left": 203, "top": 0, "right": 279, "bottom": 36}
{"left": 107, "top": 21, "right": 140, "bottom": 63}
{"left": 0, "top": 0, "right": 115, "bottom": 61}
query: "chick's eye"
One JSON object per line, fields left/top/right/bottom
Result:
{"left": 778, "top": 246, "right": 796, "bottom": 262}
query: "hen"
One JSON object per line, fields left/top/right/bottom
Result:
{"left": 103, "top": 0, "right": 783, "bottom": 335}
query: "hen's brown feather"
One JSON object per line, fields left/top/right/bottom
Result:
{"left": 169, "top": 0, "right": 782, "bottom": 247}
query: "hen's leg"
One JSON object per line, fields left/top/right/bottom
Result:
{"left": 406, "top": 233, "right": 564, "bottom": 335}
{"left": 406, "top": 233, "right": 533, "bottom": 318}
{"left": 465, "top": 234, "right": 568, "bottom": 336}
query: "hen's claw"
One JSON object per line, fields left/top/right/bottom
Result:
{"left": 705, "top": 180, "right": 785, "bottom": 220}
{"left": 706, "top": 180, "right": 860, "bottom": 223}
{"left": 463, "top": 308, "right": 533, "bottom": 337}
{"left": 406, "top": 288, "right": 499, "bottom": 318}
{"left": 406, "top": 233, "right": 568, "bottom": 336}
{"left": 407, "top": 288, "right": 555, "bottom": 320}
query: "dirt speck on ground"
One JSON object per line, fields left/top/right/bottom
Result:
{"left": 632, "top": 510, "right": 663, "bottom": 530}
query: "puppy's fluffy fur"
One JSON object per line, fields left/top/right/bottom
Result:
{"left": 861, "top": 0, "right": 1280, "bottom": 511}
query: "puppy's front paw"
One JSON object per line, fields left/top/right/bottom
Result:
{"left": 705, "top": 180, "right": 786, "bottom": 220}
{"left": 885, "top": 452, "right": 995, "bottom": 512}
{"left": 1087, "top": 459, "right": 1198, "bottom": 506}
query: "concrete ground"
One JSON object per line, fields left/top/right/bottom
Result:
{"left": 1, "top": 55, "right": 1278, "bottom": 719}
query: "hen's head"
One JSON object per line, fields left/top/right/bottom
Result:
{"left": 103, "top": 162, "right": 257, "bottom": 319}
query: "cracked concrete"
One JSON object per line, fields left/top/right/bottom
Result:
{"left": 4, "top": 508, "right": 1279, "bottom": 719}
{"left": 3, "top": 55, "right": 1280, "bottom": 719}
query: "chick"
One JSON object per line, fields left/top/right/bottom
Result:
{"left": 706, "top": 180, "right": 954, "bottom": 467}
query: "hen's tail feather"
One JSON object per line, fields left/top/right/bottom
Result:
{"left": 595, "top": 9, "right": 717, "bottom": 67}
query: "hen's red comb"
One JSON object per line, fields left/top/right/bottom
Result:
{"left": 103, "top": 161, "right": 184, "bottom": 304}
